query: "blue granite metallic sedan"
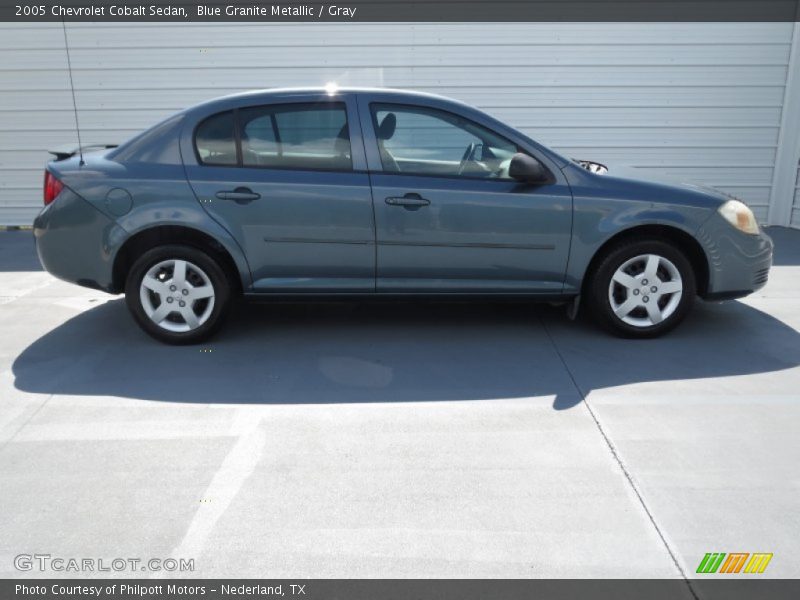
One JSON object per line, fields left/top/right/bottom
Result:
{"left": 34, "top": 88, "right": 773, "bottom": 343}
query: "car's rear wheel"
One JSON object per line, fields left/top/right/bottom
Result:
{"left": 587, "top": 239, "right": 696, "bottom": 338}
{"left": 125, "top": 244, "right": 231, "bottom": 344}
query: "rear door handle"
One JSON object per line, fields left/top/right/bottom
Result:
{"left": 385, "top": 193, "right": 430, "bottom": 209}
{"left": 215, "top": 187, "right": 261, "bottom": 203}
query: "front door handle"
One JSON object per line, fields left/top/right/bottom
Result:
{"left": 215, "top": 187, "right": 261, "bottom": 203}
{"left": 385, "top": 193, "right": 430, "bottom": 209}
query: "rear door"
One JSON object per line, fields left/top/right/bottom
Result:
{"left": 183, "top": 94, "right": 375, "bottom": 292}
{"left": 358, "top": 96, "right": 572, "bottom": 293}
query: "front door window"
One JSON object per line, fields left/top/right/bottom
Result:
{"left": 371, "top": 103, "right": 522, "bottom": 179}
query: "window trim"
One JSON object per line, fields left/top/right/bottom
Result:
{"left": 193, "top": 102, "right": 355, "bottom": 173}
{"left": 233, "top": 108, "right": 243, "bottom": 166}
{"left": 367, "top": 101, "right": 551, "bottom": 183}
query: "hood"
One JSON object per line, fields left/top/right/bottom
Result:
{"left": 572, "top": 159, "right": 734, "bottom": 206}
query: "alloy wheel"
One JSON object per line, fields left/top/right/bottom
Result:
{"left": 138, "top": 259, "right": 216, "bottom": 332}
{"left": 607, "top": 253, "right": 683, "bottom": 328}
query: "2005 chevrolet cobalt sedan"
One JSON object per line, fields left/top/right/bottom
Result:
{"left": 35, "top": 87, "right": 773, "bottom": 344}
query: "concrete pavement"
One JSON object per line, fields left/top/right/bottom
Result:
{"left": 0, "top": 228, "right": 797, "bottom": 581}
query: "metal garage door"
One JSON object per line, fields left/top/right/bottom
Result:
{"left": 0, "top": 22, "right": 796, "bottom": 226}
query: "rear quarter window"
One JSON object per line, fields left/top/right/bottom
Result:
{"left": 195, "top": 111, "right": 237, "bottom": 166}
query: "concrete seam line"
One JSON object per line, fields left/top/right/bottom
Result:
{"left": 0, "top": 392, "right": 54, "bottom": 456}
{"left": 539, "top": 315, "right": 699, "bottom": 600}
{"left": 0, "top": 320, "right": 122, "bottom": 455}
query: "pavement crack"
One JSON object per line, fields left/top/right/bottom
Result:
{"left": 539, "top": 315, "right": 699, "bottom": 599}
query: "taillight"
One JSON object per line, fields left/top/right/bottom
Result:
{"left": 43, "top": 170, "right": 64, "bottom": 206}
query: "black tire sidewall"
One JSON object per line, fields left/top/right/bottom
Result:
{"left": 125, "top": 244, "right": 231, "bottom": 344}
{"left": 589, "top": 239, "right": 696, "bottom": 338}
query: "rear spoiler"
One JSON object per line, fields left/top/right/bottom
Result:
{"left": 47, "top": 144, "right": 118, "bottom": 162}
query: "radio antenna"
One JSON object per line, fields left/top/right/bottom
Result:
{"left": 61, "top": 19, "right": 84, "bottom": 166}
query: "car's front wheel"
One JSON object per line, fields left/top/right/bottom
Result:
{"left": 125, "top": 245, "right": 231, "bottom": 344}
{"left": 587, "top": 239, "right": 696, "bottom": 338}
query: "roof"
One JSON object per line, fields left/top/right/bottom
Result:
{"left": 218, "top": 86, "right": 450, "bottom": 101}
{"left": 187, "top": 86, "right": 469, "bottom": 114}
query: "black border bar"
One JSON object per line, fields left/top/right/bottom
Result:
{"left": 4, "top": 580, "right": 800, "bottom": 600}
{"left": 1, "top": 0, "right": 799, "bottom": 22}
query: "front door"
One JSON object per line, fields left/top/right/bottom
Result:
{"left": 362, "top": 101, "right": 572, "bottom": 293}
{"left": 184, "top": 97, "right": 374, "bottom": 292}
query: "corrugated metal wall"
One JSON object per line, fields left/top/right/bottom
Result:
{"left": 0, "top": 22, "right": 796, "bottom": 226}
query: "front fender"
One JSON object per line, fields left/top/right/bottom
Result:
{"left": 565, "top": 199, "right": 714, "bottom": 293}
{"left": 561, "top": 162, "right": 720, "bottom": 293}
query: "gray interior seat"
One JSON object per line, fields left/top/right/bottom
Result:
{"left": 376, "top": 113, "right": 400, "bottom": 172}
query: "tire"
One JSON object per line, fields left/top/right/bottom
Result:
{"left": 587, "top": 238, "right": 696, "bottom": 338}
{"left": 125, "top": 244, "right": 232, "bottom": 344}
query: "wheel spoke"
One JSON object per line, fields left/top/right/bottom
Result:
{"left": 181, "top": 306, "right": 200, "bottom": 329}
{"left": 645, "top": 301, "right": 663, "bottom": 324}
{"left": 659, "top": 280, "right": 682, "bottom": 294}
{"left": 612, "top": 271, "right": 638, "bottom": 289}
{"left": 151, "top": 302, "right": 174, "bottom": 324}
{"left": 614, "top": 296, "right": 639, "bottom": 318}
{"left": 644, "top": 254, "right": 660, "bottom": 279}
{"left": 188, "top": 285, "right": 214, "bottom": 300}
{"left": 171, "top": 260, "right": 187, "bottom": 286}
{"left": 141, "top": 275, "right": 167, "bottom": 296}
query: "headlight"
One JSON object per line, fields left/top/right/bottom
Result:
{"left": 718, "top": 199, "right": 759, "bottom": 235}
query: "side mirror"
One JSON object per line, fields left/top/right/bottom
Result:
{"left": 509, "top": 153, "right": 551, "bottom": 184}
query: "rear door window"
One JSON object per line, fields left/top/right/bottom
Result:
{"left": 240, "top": 103, "right": 352, "bottom": 171}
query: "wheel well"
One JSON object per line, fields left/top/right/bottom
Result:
{"left": 112, "top": 226, "right": 242, "bottom": 294}
{"left": 582, "top": 225, "right": 709, "bottom": 296}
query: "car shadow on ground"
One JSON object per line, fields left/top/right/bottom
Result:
{"left": 767, "top": 226, "right": 800, "bottom": 266}
{"left": 0, "top": 230, "right": 41, "bottom": 272}
{"left": 12, "top": 296, "right": 800, "bottom": 410}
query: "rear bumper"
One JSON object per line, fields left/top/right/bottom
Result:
{"left": 33, "top": 188, "right": 126, "bottom": 292}
{"left": 697, "top": 214, "right": 773, "bottom": 301}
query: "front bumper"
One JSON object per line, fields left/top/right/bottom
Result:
{"left": 33, "top": 188, "right": 126, "bottom": 292}
{"left": 697, "top": 214, "right": 773, "bottom": 301}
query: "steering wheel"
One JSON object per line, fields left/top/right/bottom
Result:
{"left": 457, "top": 142, "right": 478, "bottom": 175}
